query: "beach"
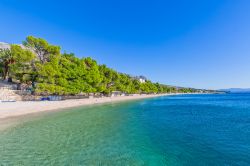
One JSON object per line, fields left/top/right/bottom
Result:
{"left": 0, "top": 94, "right": 170, "bottom": 120}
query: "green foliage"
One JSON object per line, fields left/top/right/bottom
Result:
{"left": 0, "top": 48, "right": 13, "bottom": 80}
{"left": 0, "top": 45, "right": 35, "bottom": 81}
{"left": 1, "top": 36, "right": 200, "bottom": 95}
{"left": 23, "top": 36, "right": 60, "bottom": 64}
{"left": 10, "top": 45, "right": 35, "bottom": 83}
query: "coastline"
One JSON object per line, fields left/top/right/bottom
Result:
{"left": 0, "top": 93, "right": 174, "bottom": 120}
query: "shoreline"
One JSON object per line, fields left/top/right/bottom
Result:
{"left": 0, "top": 93, "right": 174, "bottom": 120}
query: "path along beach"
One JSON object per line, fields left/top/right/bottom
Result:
{"left": 0, "top": 94, "right": 175, "bottom": 120}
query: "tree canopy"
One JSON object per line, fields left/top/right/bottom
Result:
{"left": 0, "top": 36, "right": 200, "bottom": 95}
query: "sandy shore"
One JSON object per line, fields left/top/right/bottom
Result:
{"left": 0, "top": 94, "right": 172, "bottom": 120}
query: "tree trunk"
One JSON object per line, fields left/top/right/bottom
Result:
{"left": 3, "top": 72, "right": 7, "bottom": 80}
{"left": 3, "top": 67, "right": 8, "bottom": 80}
{"left": 3, "top": 61, "right": 10, "bottom": 80}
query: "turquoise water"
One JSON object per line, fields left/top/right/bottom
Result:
{"left": 0, "top": 94, "right": 250, "bottom": 165}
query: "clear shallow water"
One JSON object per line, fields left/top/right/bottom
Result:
{"left": 0, "top": 94, "right": 250, "bottom": 165}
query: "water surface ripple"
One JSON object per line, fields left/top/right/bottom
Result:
{"left": 0, "top": 94, "right": 250, "bottom": 165}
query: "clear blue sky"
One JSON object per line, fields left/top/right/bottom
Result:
{"left": 0, "top": 0, "right": 249, "bottom": 89}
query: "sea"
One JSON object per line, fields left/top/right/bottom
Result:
{"left": 0, "top": 93, "right": 250, "bottom": 165}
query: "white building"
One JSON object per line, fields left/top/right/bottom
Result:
{"left": 139, "top": 78, "right": 146, "bottom": 83}
{"left": 137, "top": 76, "right": 147, "bottom": 83}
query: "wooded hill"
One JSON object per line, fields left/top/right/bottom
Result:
{"left": 0, "top": 36, "right": 201, "bottom": 95}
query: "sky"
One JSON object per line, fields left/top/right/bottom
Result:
{"left": 0, "top": 0, "right": 250, "bottom": 89}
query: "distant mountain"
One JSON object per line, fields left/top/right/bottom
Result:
{"left": 219, "top": 88, "right": 250, "bottom": 93}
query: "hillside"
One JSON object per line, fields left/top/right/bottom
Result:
{"left": 0, "top": 36, "right": 211, "bottom": 96}
{"left": 219, "top": 88, "right": 250, "bottom": 93}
